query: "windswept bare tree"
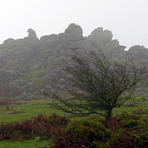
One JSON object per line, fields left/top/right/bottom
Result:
{"left": 50, "top": 49, "right": 141, "bottom": 122}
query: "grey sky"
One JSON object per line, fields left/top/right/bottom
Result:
{"left": 0, "top": 0, "right": 148, "bottom": 49}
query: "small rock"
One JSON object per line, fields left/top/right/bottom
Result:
{"left": 35, "top": 137, "right": 40, "bottom": 140}
{"left": 61, "top": 113, "right": 71, "bottom": 117}
{"left": 123, "top": 102, "right": 138, "bottom": 107}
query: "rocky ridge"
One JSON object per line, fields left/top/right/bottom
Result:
{"left": 0, "top": 23, "right": 147, "bottom": 99}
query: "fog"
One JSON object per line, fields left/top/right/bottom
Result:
{"left": 0, "top": 0, "right": 148, "bottom": 49}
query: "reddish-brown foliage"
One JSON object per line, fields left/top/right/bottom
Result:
{"left": 0, "top": 114, "right": 69, "bottom": 141}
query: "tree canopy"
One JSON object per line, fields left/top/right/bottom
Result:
{"left": 50, "top": 49, "right": 141, "bottom": 122}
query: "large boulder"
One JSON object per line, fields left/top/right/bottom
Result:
{"left": 85, "top": 27, "right": 126, "bottom": 57}
{"left": 27, "top": 28, "right": 37, "bottom": 39}
{"left": 2, "top": 38, "right": 16, "bottom": 48}
{"left": 64, "top": 23, "right": 83, "bottom": 39}
{"left": 63, "top": 23, "right": 83, "bottom": 50}
{"left": 128, "top": 45, "right": 148, "bottom": 60}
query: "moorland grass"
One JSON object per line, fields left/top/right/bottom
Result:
{"left": 0, "top": 95, "right": 147, "bottom": 147}
{"left": 0, "top": 99, "right": 63, "bottom": 123}
{"left": 0, "top": 95, "right": 147, "bottom": 123}
{"left": 0, "top": 139, "right": 52, "bottom": 148}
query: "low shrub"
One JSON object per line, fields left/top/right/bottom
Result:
{"left": 66, "top": 120, "right": 111, "bottom": 141}
{"left": 0, "top": 114, "right": 69, "bottom": 141}
{"left": 134, "top": 132, "right": 148, "bottom": 147}
{"left": 0, "top": 123, "right": 15, "bottom": 140}
{"left": 133, "top": 117, "right": 148, "bottom": 130}
{"left": 132, "top": 108, "right": 148, "bottom": 115}
{"left": 121, "top": 119, "right": 138, "bottom": 128}
{"left": 110, "top": 133, "right": 135, "bottom": 148}
{"left": 52, "top": 119, "right": 111, "bottom": 148}
{"left": 100, "top": 116, "right": 121, "bottom": 130}
{"left": 0, "top": 112, "right": 148, "bottom": 147}
{"left": 93, "top": 141, "right": 109, "bottom": 148}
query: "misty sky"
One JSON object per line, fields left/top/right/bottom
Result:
{"left": 0, "top": 0, "right": 148, "bottom": 49}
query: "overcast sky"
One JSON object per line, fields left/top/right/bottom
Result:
{"left": 0, "top": 0, "right": 148, "bottom": 49}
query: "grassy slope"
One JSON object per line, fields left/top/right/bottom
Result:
{"left": 0, "top": 99, "right": 59, "bottom": 148}
{"left": 0, "top": 96, "right": 147, "bottom": 123}
{"left": 0, "top": 139, "right": 52, "bottom": 148}
{"left": 0, "top": 96, "right": 147, "bottom": 147}
{"left": 0, "top": 99, "right": 63, "bottom": 123}
{"left": 114, "top": 95, "right": 148, "bottom": 115}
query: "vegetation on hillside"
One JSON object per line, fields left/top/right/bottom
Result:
{"left": 0, "top": 23, "right": 147, "bottom": 147}
{"left": 0, "top": 98, "right": 147, "bottom": 147}
{"left": 50, "top": 49, "right": 142, "bottom": 123}
{"left": 0, "top": 109, "right": 147, "bottom": 148}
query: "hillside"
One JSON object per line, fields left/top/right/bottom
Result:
{"left": 0, "top": 23, "right": 148, "bottom": 99}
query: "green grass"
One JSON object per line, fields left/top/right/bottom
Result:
{"left": 24, "top": 70, "right": 46, "bottom": 79}
{"left": 31, "top": 78, "right": 45, "bottom": 88}
{"left": 0, "top": 99, "right": 63, "bottom": 123}
{"left": 0, "top": 139, "right": 52, "bottom": 148}
{"left": 0, "top": 95, "right": 147, "bottom": 147}
{"left": 114, "top": 95, "right": 148, "bottom": 115}
{"left": 0, "top": 95, "right": 147, "bottom": 123}
{"left": 0, "top": 99, "right": 58, "bottom": 147}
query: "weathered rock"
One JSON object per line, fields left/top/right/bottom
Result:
{"left": 63, "top": 23, "right": 83, "bottom": 50}
{"left": 27, "top": 28, "right": 37, "bottom": 39}
{"left": 128, "top": 45, "right": 148, "bottom": 61}
{"left": 65, "top": 23, "right": 83, "bottom": 39}
{"left": 0, "top": 24, "right": 147, "bottom": 99}
{"left": 61, "top": 113, "right": 71, "bottom": 117}
{"left": 3, "top": 38, "right": 15, "bottom": 48}
{"left": 86, "top": 27, "right": 126, "bottom": 57}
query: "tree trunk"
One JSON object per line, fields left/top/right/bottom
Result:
{"left": 106, "top": 109, "right": 112, "bottom": 126}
